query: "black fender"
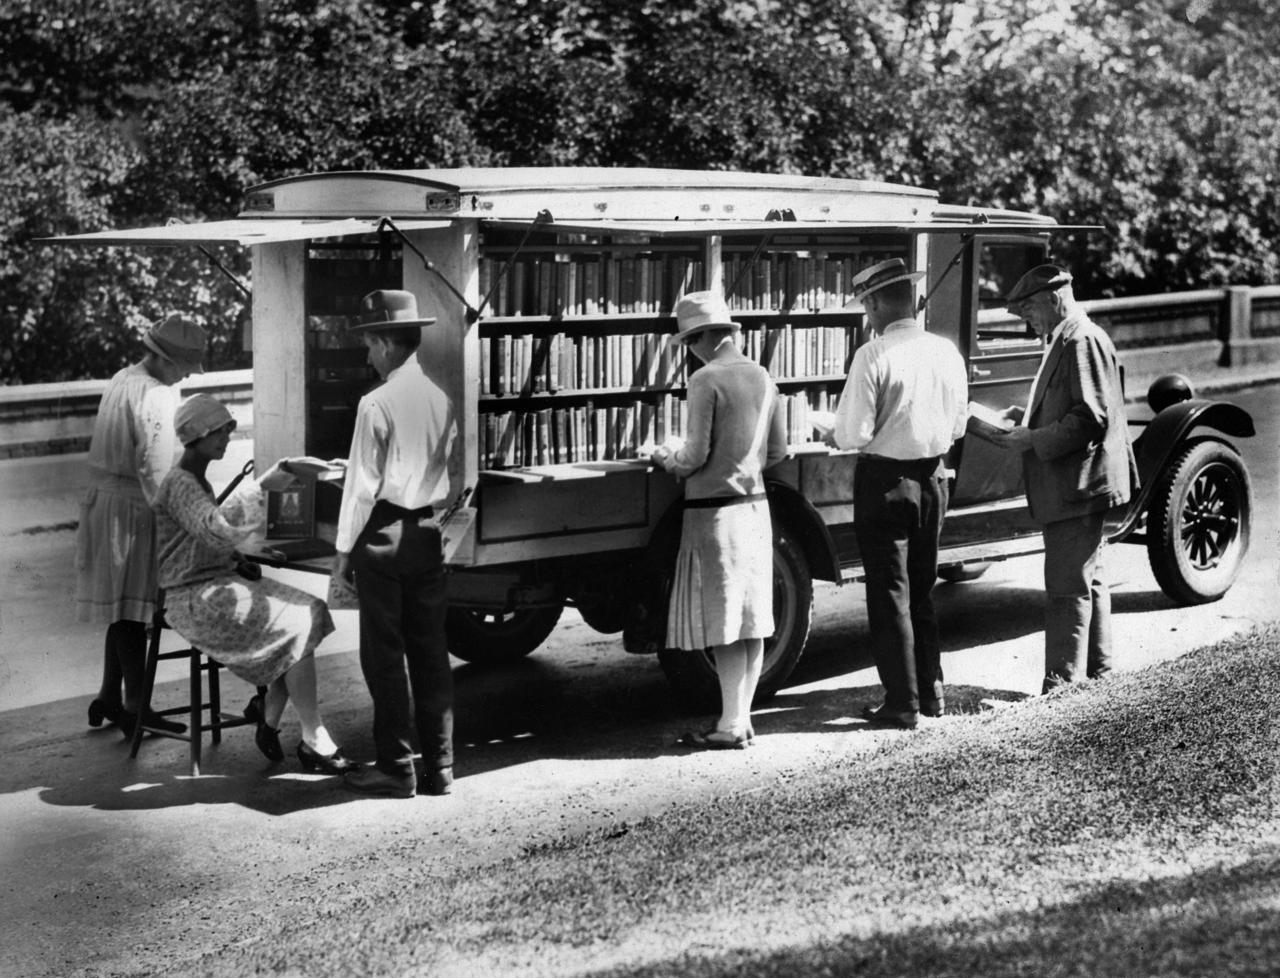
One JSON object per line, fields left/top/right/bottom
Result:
{"left": 765, "top": 479, "right": 842, "bottom": 583}
{"left": 1111, "top": 398, "right": 1255, "bottom": 539}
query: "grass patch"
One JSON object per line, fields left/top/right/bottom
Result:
{"left": 189, "top": 626, "right": 1280, "bottom": 978}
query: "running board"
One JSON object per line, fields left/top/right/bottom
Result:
{"left": 838, "top": 534, "right": 1044, "bottom": 584}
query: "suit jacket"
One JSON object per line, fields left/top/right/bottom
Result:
{"left": 1022, "top": 311, "right": 1138, "bottom": 525}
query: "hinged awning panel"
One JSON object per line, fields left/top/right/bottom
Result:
{"left": 39, "top": 218, "right": 451, "bottom": 247}
{"left": 481, "top": 218, "right": 1099, "bottom": 238}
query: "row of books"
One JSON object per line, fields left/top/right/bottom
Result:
{"left": 720, "top": 250, "right": 908, "bottom": 312}
{"left": 477, "top": 248, "right": 909, "bottom": 319}
{"left": 478, "top": 323, "right": 855, "bottom": 397}
{"left": 477, "top": 392, "right": 837, "bottom": 469}
{"left": 479, "top": 254, "right": 705, "bottom": 318}
{"left": 479, "top": 331, "right": 689, "bottom": 396}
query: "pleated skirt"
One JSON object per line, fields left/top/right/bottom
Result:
{"left": 666, "top": 498, "right": 774, "bottom": 651}
{"left": 164, "top": 574, "right": 335, "bottom": 687}
{"left": 75, "top": 479, "right": 158, "bottom": 625}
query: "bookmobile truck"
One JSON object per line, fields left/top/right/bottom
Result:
{"left": 49, "top": 167, "right": 1255, "bottom": 705}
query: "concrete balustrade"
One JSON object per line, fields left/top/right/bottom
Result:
{"left": 4, "top": 286, "right": 1280, "bottom": 460}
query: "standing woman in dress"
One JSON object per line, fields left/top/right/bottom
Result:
{"left": 152, "top": 395, "right": 351, "bottom": 773}
{"left": 76, "top": 314, "right": 206, "bottom": 736}
{"left": 651, "top": 291, "right": 788, "bottom": 749}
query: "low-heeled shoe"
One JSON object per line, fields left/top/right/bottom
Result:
{"left": 88, "top": 698, "right": 123, "bottom": 728}
{"left": 920, "top": 699, "right": 945, "bottom": 718}
{"left": 861, "top": 704, "right": 919, "bottom": 729}
{"left": 676, "top": 729, "right": 751, "bottom": 750}
{"left": 296, "top": 741, "right": 357, "bottom": 775}
{"left": 255, "top": 721, "right": 284, "bottom": 763}
{"left": 419, "top": 766, "right": 454, "bottom": 796}
{"left": 243, "top": 694, "right": 264, "bottom": 724}
{"left": 344, "top": 765, "right": 416, "bottom": 799}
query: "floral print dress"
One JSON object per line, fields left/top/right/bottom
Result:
{"left": 153, "top": 468, "right": 333, "bottom": 687}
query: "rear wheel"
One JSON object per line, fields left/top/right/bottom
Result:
{"left": 659, "top": 526, "right": 813, "bottom": 709}
{"left": 445, "top": 605, "right": 563, "bottom": 665}
{"left": 1146, "top": 440, "right": 1251, "bottom": 605}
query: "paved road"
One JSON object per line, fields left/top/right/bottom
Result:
{"left": 0, "top": 384, "right": 1276, "bottom": 977}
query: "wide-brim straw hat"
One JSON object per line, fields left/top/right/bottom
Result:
{"left": 348, "top": 289, "right": 437, "bottom": 331}
{"left": 672, "top": 290, "right": 741, "bottom": 344}
{"left": 850, "top": 258, "right": 926, "bottom": 301}
{"left": 142, "top": 313, "right": 206, "bottom": 373}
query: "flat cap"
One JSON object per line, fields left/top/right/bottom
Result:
{"left": 1005, "top": 264, "right": 1072, "bottom": 305}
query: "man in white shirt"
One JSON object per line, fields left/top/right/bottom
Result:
{"left": 830, "top": 259, "right": 968, "bottom": 729}
{"left": 332, "top": 290, "right": 460, "bottom": 798}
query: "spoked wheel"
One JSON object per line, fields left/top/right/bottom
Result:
{"left": 658, "top": 526, "right": 813, "bottom": 709}
{"left": 1146, "top": 440, "right": 1252, "bottom": 605}
{"left": 444, "top": 605, "right": 564, "bottom": 665}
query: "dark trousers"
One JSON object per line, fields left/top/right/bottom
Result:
{"left": 1041, "top": 510, "right": 1111, "bottom": 691}
{"left": 351, "top": 501, "right": 454, "bottom": 777}
{"left": 853, "top": 457, "right": 948, "bottom": 713}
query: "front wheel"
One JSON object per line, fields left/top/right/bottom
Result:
{"left": 1146, "top": 439, "right": 1252, "bottom": 605}
{"left": 659, "top": 526, "right": 814, "bottom": 709}
{"left": 445, "top": 605, "right": 564, "bottom": 665}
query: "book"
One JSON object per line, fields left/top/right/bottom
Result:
{"left": 966, "top": 402, "right": 1016, "bottom": 444}
{"left": 281, "top": 456, "right": 347, "bottom": 482}
{"left": 266, "top": 482, "right": 315, "bottom": 539}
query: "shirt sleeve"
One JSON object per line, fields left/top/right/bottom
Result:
{"left": 765, "top": 380, "right": 788, "bottom": 469}
{"left": 667, "top": 372, "right": 714, "bottom": 476}
{"left": 335, "top": 396, "right": 389, "bottom": 553}
{"left": 135, "top": 384, "right": 180, "bottom": 507}
{"left": 167, "top": 472, "right": 259, "bottom": 552}
{"left": 832, "top": 347, "right": 878, "bottom": 451}
{"left": 951, "top": 347, "right": 970, "bottom": 441}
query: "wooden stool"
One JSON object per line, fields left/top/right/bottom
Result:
{"left": 128, "top": 590, "right": 257, "bottom": 776}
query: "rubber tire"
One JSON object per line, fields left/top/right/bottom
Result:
{"left": 575, "top": 596, "right": 627, "bottom": 634}
{"left": 1146, "top": 439, "right": 1251, "bottom": 605}
{"left": 937, "top": 561, "right": 991, "bottom": 583}
{"left": 658, "top": 526, "right": 814, "bottom": 710}
{"left": 445, "top": 605, "right": 563, "bottom": 665}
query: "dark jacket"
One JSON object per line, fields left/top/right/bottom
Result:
{"left": 1022, "top": 312, "right": 1138, "bottom": 525}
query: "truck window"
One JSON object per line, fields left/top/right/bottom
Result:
{"left": 972, "top": 240, "right": 1045, "bottom": 357}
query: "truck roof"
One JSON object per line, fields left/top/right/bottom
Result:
{"left": 240, "top": 166, "right": 1053, "bottom": 229}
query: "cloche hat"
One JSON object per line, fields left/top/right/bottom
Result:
{"left": 142, "top": 313, "right": 207, "bottom": 373}
{"left": 348, "top": 289, "right": 437, "bottom": 331}
{"left": 174, "top": 394, "right": 235, "bottom": 446}
{"left": 850, "top": 258, "right": 925, "bottom": 301}
{"left": 672, "top": 290, "right": 741, "bottom": 344}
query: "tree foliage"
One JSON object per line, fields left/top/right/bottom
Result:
{"left": 2, "top": 0, "right": 1278, "bottom": 382}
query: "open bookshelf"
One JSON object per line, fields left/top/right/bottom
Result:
{"left": 303, "top": 239, "right": 401, "bottom": 461}
{"left": 473, "top": 229, "right": 911, "bottom": 470}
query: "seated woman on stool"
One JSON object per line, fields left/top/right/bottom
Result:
{"left": 152, "top": 394, "right": 353, "bottom": 774}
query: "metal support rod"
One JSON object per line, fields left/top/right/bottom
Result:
{"left": 377, "top": 216, "right": 481, "bottom": 323}
{"left": 473, "top": 209, "right": 554, "bottom": 321}
{"left": 917, "top": 233, "right": 973, "bottom": 314}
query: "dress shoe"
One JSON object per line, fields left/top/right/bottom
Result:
{"left": 920, "top": 699, "right": 945, "bottom": 718}
{"left": 419, "top": 766, "right": 454, "bottom": 796}
{"left": 676, "top": 728, "right": 751, "bottom": 750}
{"left": 344, "top": 765, "right": 416, "bottom": 799}
{"left": 88, "top": 698, "right": 123, "bottom": 728}
{"left": 861, "top": 704, "right": 919, "bottom": 730}
{"left": 118, "top": 709, "right": 188, "bottom": 738}
{"left": 297, "top": 741, "right": 357, "bottom": 775}
{"left": 243, "top": 694, "right": 264, "bottom": 725}
{"left": 254, "top": 721, "right": 284, "bottom": 763}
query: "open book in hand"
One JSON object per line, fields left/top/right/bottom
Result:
{"left": 281, "top": 456, "right": 348, "bottom": 482}
{"left": 966, "top": 402, "right": 1015, "bottom": 444}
